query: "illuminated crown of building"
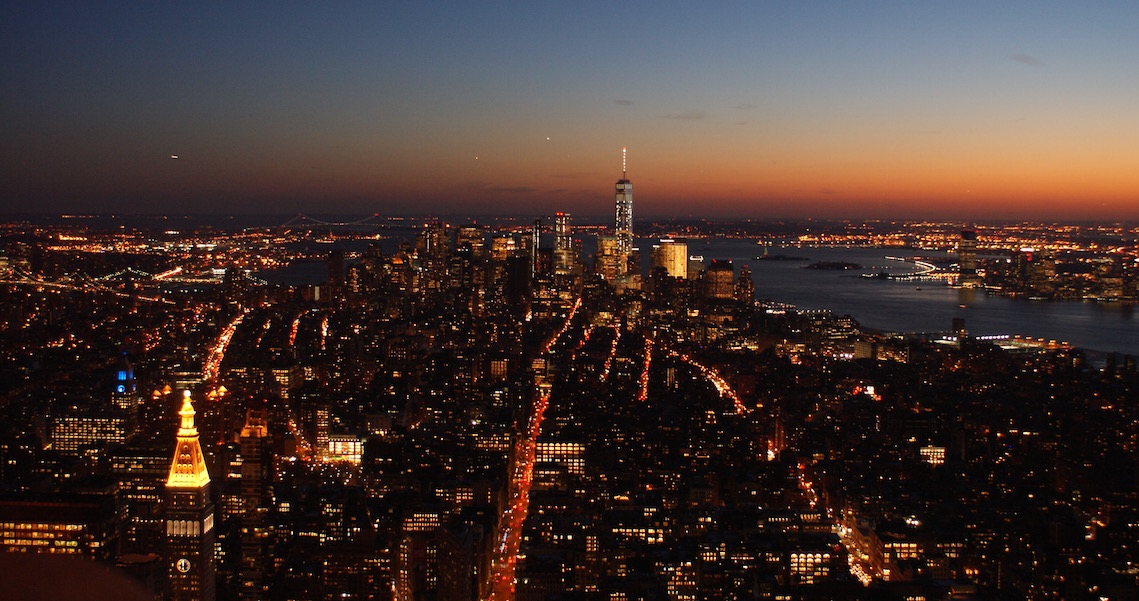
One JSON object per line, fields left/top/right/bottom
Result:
{"left": 240, "top": 408, "right": 267, "bottom": 439}
{"left": 167, "top": 391, "right": 211, "bottom": 489}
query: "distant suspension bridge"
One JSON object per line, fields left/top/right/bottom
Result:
{"left": 277, "top": 213, "right": 388, "bottom": 228}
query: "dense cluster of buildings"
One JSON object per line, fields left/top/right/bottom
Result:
{"left": 2, "top": 164, "right": 1139, "bottom": 599}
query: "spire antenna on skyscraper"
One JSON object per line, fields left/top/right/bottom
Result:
{"left": 614, "top": 147, "right": 633, "bottom": 258}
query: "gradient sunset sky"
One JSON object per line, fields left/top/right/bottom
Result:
{"left": 3, "top": 2, "right": 1138, "bottom": 220}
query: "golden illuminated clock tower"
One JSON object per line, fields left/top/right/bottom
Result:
{"left": 165, "top": 391, "right": 216, "bottom": 601}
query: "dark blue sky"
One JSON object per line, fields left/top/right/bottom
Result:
{"left": 4, "top": 2, "right": 1138, "bottom": 219}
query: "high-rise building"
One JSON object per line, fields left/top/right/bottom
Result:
{"left": 554, "top": 212, "right": 577, "bottom": 277}
{"left": 734, "top": 263, "right": 754, "bottom": 302}
{"left": 437, "top": 520, "right": 486, "bottom": 601}
{"left": 596, "top": 235, "right": 625, "bottom": 281}
{"left": 554, "top": 212, "right": 571, "bottom": 252}
{"left": 52, "top": 409, "right": 136, "bottom": 453}
{"left": 615, "top": 147, "right": 633, "bottom": 257}
{"left": 958, "top": 228, "right": 980, "bottom": 287}
{"left": 297, "top": 389, "right": 329, "bottom": 461}
{"left": 416, "top": 222, "right": 450, "bottom": 259}
{"left": 328, "top": 250, "right": 346, "bottom": 289}
{"left": 165, "top": 391, "right": 216, "bottom": 601}
{"left": 111, "top": 445, "right": 170, "bottom": 554}
{"left": 238, "top": 409, "right": 272, "bottom": 601}
{"left": 531, "top": 219, "right": 541, "bottom": 279}
{"left": 705, "top": 260, "right": 735, "bottom": 299}
{"left": 489, "top": 235, "right": 518, "bottom": 262}
{"left": 456, "top": 224, "right": 485, "bottom": 256}
{"left": 650, "top": 239, "right": 688, "bottom": 279}
{"left": 112, "top": 352, "right": 138, "bottom": 411}
{"left": 0, "top": 486, "right": 120, "bottom": 560}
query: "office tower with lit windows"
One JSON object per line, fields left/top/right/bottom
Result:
{"left": 456, "top": 224, "right": 485, "bottom": 256}
{"left": 705, "top": 260, "right": 735, "bottom": 299}
{"left": 52, "top": 410, "right": 136, "bottom": 453}
{"left": 238, "top": 409, "right": 272, "bottom": 601}
{"left": 112, "top": 353, "right": 138, "bottom": 410}
{"left": 554, "top": 212, "right": 577, "bottom": 276}
{"left": 0, "top": 485, "right": 120, "bottom": 560}
{"left": 165, "top": 392, "right": 216, "bottom": 601}
{"left": 614, "top": 148, "right": 633, "bottom": 257}
{"left": 734, "top": 263, "right": 754, "bottom": 302}
{"left": 490, "top": 235, "right": 518, "bottom": 262}
{"left": 597, "top": 235, "right": 625, "bottom": 281}
{"left": 416, "top": 221, "right": 449, "bottom": 259}
{"left": 328, "top": 249, "right": 346, "bottom": 289}
{"left": 554, "top": 212, "right": 571, "bottom": 252}
{"left": 650, "top": 239, "right": 688, "bottom": 279}
{"left": 531, "top": 219, "right": 541, "bottom": 279}
{"left": 111, "top": 446, "right": 170, "bottom": 554}
{"left": 958, "top": 228, "right": 980, "bottom": 287}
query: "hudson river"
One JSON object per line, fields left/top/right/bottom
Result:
{"left": 259, "top": 233, "right": 1139, "bottom": 358}
{"left": 692, "top": 238, "right": 1139, "bottom": 358}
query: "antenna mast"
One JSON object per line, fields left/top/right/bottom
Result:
{"left": 622, "top": 146, "right": 627, "bottom": 179}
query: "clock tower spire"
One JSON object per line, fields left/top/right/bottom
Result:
{"left": 165, "top": 391, "right": 216, "bottom": 601}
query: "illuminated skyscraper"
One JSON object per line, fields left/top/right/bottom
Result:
{"left": 615, "top": 147, "right": 633, "bottom": 256}
{"left": 166, "top": 391, "right": 216, "bottom": 601}
{"left": 0, "top": 487, "right": 119, "bottom": 560}
{"left": 52, "top": 410, "right": 136, "bottom": 453}
{"left": 734, "top": 263, "right": 754, "bottom": 302}
{"left": 112, "top": 352, "right": 138, "bottom": 410}
{"left": 705, "top": 260, "right": 735, "bottom": 299}
{"left": 238, "top": 409, "right": 272, "bottom": 601}
{"left": 554, "top": 212, "right": 576, "bottom": 277}
{"left": 958, "top": 228, "right": 981, "bottom": 287}
{"left": 328, "top": 249, "right": 346, "bottom": 289}
{"left": 490, "top": 235, "right": 518, "bottom": 262}
{"left": 456, "top": 224, "right": 485, "bottom": 255}
{"left": 597, "top": 235, "right": 625, "bottom": 280}
{"left": 650, "top": 238, "right": 688, "bottom": 279}
{"left": 531, "top": 218, "right": 541, "bottom": 279}
{"left": 554, "top": 212, "right": 571, "bottom": 252}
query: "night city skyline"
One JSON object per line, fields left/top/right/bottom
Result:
{"left": 5, "top": 4, "right": 1139, "bottom": 601}
{"left": 4, "top": 2, "right": 1139, "bottom": 220}
{"left": 3, "top": 189, "right": 1139, "bottom": 600}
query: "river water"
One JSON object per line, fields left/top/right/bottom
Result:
{"left": 688, "top": 238, "right": 1138, "bottom": 357}
{"left": 257, "top": 234, "right": 1139, "bottom": 357}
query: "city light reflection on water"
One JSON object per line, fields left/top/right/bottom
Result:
{"left": 257, "top": 232, "right": 1139, "bottom": 357}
